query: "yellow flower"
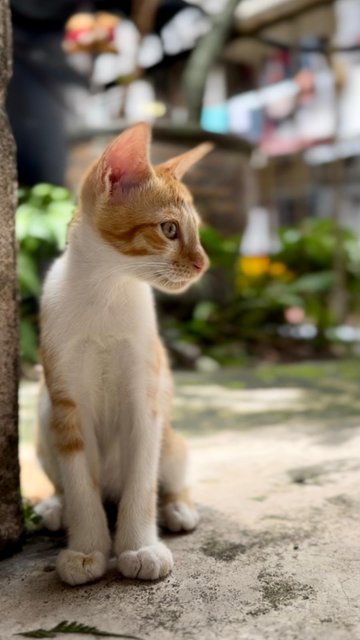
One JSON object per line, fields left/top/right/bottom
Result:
{"left": 238, "top": 256, "right": 270, "bottom": 277}
{"left": 269, "top": 262, "right": 287, "bottom": 277}
{"left": 269, "top": 261, "right": 294, "bottom": 281}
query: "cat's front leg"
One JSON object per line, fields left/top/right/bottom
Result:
{"left": 51, "top": 400, "right": 111, "bottom": 585}
{"left": 115, "top": 395, "right": 173, "bottom": 580}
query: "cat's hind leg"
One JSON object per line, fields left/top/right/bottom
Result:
{"left": 159, "top": 424, "right": 199, "bottom": 533}
{"left": 34, "top": 494, "right": 63, "bottom": 531}
{"left": 35, "top": 383, "right": 64, "bottom": 531}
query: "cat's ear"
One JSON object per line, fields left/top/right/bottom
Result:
{"left": 97, "top": 123, "right": 154, "bottom": 199}
{"left": 157, "top": 142, "right": 213, "bottom": 179}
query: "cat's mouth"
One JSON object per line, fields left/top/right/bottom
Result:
{"left": 151, "top": 273, "right": 195, "bottom": 293}
{"left": 167, "top": 279, "right": 192, "bottom": 291}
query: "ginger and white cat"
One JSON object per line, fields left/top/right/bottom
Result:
{"left": 35, "top": 123, "right": 212, "bottom": 585}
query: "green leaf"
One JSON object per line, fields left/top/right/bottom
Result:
{"left": 20, "top": 319, "right": 38, "bottom": 363}
{"left": 49, "top": 186, "right": 72, "bottom": 201}
{"left": 16, "top": 204, "right": 34, "bottom": 241}
{"left": 28, "top": 211, "right": 58, "bottom": 242}
{"left": 31, "top": 183, "right": 55, "bottom": 199}
{"left": 281, "top": 229, "right": 301, "bottom": 244}
{"left": 17, "top": 631, "right": 56, "bottom": 638}
{"left": 23, "top": 499, "right": 42, "bottom": 530}
{"left": 200, "top": 227, "right": 239, "bottom": 256}
{"left": 16, "top": 620, "right": 143, "bottom": 639}
{"left": 17, "top": 186, "right": 29, "bottom": 202}
{"left": 193, "top": 301, "right": 217, "bottom": 321}
{"left": 292, "top": 271, "right": 335, "bottom": 294}
{"left": 46, "top": 202, "right": 73, "bottom": 249}
{"left": 18, "top": 253, "right": 41, "bottom": 297}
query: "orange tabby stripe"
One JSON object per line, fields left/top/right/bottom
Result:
{"left": 100, "top": 223, "right": 167, "bottom": 256}
{"left": 41, "top": 346, "right": 84, "bottom": 455}
{"left": 91, "top": 162, "right": 196, "bottom": 262}
{"left": 52, "top": 400, "right": 84, "bottom": 455}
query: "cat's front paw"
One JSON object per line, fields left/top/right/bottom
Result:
{"left": 117, "top": 542, "right": 173, "bottom": 580}
{"left": 160, "top": 501, "right": 200, "bottom": 533}
{"left": 56, "top": 549, "right": 107, "bottom": 585}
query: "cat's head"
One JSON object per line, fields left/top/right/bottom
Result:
{"left": 80, "top": 123, "right": 213, "bottom": 293}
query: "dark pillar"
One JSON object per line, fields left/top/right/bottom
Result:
{"left": 0, "top": 0, "right": 23, "bottom": 558}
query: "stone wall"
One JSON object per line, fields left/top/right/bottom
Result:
{"left": 0, "top": 0, "right": 23, "bottom": 558}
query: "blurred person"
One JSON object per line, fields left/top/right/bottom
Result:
{"left": 7, "top": 0, "right": 90, "bottom": 186}
{"left": 7, "top": 0, "right": 207, "bottom": 187}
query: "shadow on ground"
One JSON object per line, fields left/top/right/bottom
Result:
{"left": 174, "top": 359, "right": 360, "bottom": 446}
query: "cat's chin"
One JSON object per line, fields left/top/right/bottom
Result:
{"left": 152, "top": 279, "right": 194, "bottom": 294}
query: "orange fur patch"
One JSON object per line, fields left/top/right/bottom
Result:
{"left": 52, "top": 400, "right": 84, "bottom": 455}
{"left": 77, "top": 124, "right": 212, "bottom": 275}
{"left": 159, "top": 487, "right": 194, "bottom": 508}
{"left": 41, "top": 346, "right": 84, "bottom": 455}
{"left": 147, "top": 337, "right": 172, "bottom": 424}
{"left": 161, "top": 422, "right": 187, "bottom": 458}
{"left": 80, "top": 159, "right": 207, "bottom": 269}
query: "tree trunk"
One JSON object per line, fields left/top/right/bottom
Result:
{"left": 0, "top": 0, "right": 23, "bottom": 558}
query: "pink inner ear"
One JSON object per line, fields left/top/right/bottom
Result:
{"left": 98, "top": 123, "right": 153, "bottom": 197}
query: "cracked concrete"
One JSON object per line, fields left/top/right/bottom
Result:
{"left": 1, "top": 360, "right": 360, "bottom": 639}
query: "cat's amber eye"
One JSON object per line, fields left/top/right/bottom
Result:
{"left": 161, "top": 221, "right": 178, "bottom": 240}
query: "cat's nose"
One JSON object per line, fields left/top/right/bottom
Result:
{"left": 192, "top": 252, "right": 208, "bottom": 272}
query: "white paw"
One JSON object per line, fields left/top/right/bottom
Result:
{"left": 34, "top": 495, "right": 63, "bottom": 531}
{"left": 160, "top": 502, "right": 200, "bottom": 533}
{"left": 118, "top": 543, "right": 173, "bottom": 580}
{"left": 56, "top": 549, "right": 107, "bottom": 586}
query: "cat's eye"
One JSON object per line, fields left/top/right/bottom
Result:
{"left": 161, "top": 221, "right": 178, "bottom": 240}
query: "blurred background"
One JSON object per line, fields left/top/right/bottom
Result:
{"left": 11, "top": 0, "right": 360, "bottom": 502}
{"left": 13, "top": 0, "right": 360, "bottom": 370}
{"left": 6, "top": 5, "right": 360, "bottom": 630}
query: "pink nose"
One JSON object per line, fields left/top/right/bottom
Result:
{"left": 192, "top": 253, "right": 208, "bottom": 272}
{"left": 193, "top": 260, "right": 203, "bottom": 271}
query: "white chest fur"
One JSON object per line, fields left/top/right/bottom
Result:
{"left": 42, "top": 222, "right": 157, "bottom": 421}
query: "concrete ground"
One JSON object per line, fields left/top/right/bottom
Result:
{"left": 2, "top": 360, "right": 360, "bottom": 639}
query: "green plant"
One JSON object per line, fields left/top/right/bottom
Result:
{"left": 16, "top": 189, "right": 360, "bottom": 366}
{"left": 22, "top": 498, "right": 41, "bottom": 533}
{"left": 161, "top": 218, "right": 360, "bottom": 361}
{"left": 277, "top": 218, "right": 360, "bottom": 324}
{"left": 17, "top": 184, "right": 74, "bottom": 362}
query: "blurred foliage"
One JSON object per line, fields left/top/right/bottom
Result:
{"left": 17, "top": 184, "right": 74, "bottom": 362}
{"left": 161, "top": 219, "right": 360, "bottom": 364}
{"left": 22, "top": 498, "right": 41, "bottom": 533}
{"left": 16, "top": 186, "right": 360, "bottom": 365}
